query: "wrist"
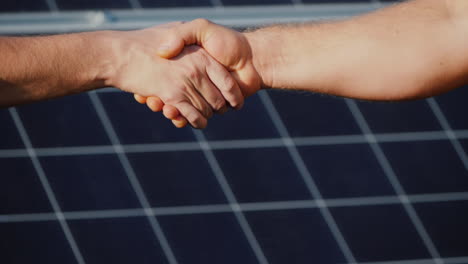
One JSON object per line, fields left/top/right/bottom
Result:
{"left": 243, "top": 29, "right": 280, "bottom": 89}
{"left": 84, "top": 30, "right": 121, "bottom": 89}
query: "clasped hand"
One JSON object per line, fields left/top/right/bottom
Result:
{"left": 108, "top": 19, "right": 262, "bottom": 129}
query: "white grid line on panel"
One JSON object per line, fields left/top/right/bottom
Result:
{"left": 210, "top": 0, "right": 224, "bottom": 9}
{"left": 370, "top": 0, "right": 382, "bottom": 7}
{"left": 3, "top": 130, "right": 465, "bottom": 159}
{"left": 87, "top": 92, "right": 178, "bottom": 264}
{"left": 257, "top": 91, "right": 357, "bottom": 263}
{"left": 291, "top": 0, "right": 303, "bottom": 7}
{"left": 345, "top": 99, "right": 443, "bottom": 264}
{"left": 1, "top": 191, "right": 467, "bottom": 223}
{"left": 128, "top": 0, "right": 143, "bottom": 9}
{"left": 192, "top": 129, "right": 270, "bottom": 264}
{"left": 361, "top": 256, "right": 468, "bottom": 264}
{"left": 45, "top": 0, "right": 59, "bottom": 12}
{"left": 8, "top": 108, "right": 86, "bottom": 264}
{"left": 427, "top": 98, "right": 468, "bottom": 171}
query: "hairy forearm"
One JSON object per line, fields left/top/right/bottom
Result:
{"left": 245, "top": 0, "right": 468, "bottom": 100}
{"left": 0, "top": 32, "right": 112, "bottom": 107}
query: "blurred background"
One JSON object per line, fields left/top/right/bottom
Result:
{"left": 1, "top": 0, "right": 468, "bottom": 264}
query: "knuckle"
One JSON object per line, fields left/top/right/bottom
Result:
{"left": 187, "top": 69, "right": 199, "bottom": 80}
{"left": 193, "top": 18, "right": 211, "bottom": 27}
{"left": 218, "top": 105, "right": 229, "bottom": 115}
{"left": 203, "top": 107, "right": 213, "bottom": 119}
{"left": 187, "top": 111, "right": 201, "bottom": 124}
{"left": 213, "top": 98, "right": 226, "bottom": 111}
{"left": 188, "top": 114, "right": 206, "bottom": 129}
{"left": 222, "top": 75, "right": 236, "bottom": 92}
{"left": 230, "top": 98, "right": 243, "bottom": 109}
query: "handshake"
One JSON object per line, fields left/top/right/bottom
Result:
{"left": 3, "top": 1, "right": 459, "bottom": 121}
{"left": 107, "top": 19, "right": 265, "bottom": 129}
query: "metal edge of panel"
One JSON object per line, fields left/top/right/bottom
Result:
{"left": 0, "top": 3, "right": 390, "bottom": 34}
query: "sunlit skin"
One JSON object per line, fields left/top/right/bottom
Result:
{"left": 0, "top": 23, "right": 244, "bottom": 129}
{"left": 138, "top": 0, "right": 468, "bottom": 128}
{"left": 2, "top": 0, "right": 468, "bottom": 129}
{"left": 134, "top": 94, "right": 187, "bottom": 128}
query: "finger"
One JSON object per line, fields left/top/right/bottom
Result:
{"left": 196, "top": 69, "right": 228, "bottom": 113}
{"left": 217, "top": 105, "right": 229, "bottom": 115}
{"left": 172, "top": 118, "right": 188, "bottom": 128}
{"left": 184, "top": 83, "right": 214, "bottom": 120}
{"left": 205, "top": 59, "right": 244, "bottom": 110}
{"left": 146, "top": 96, "right": 164, "bottom": 112}
{"left": 162, "top": 105, "right": 188, "bottom": 128}
{"left": 174, "top": 101, "right": 208, "bottom": 129}
{"left": 134, "top": 94, "right": 147, "bottom": 104}
{"left": 157, "top": 18, "right": 213, "bottom": 59}
{"left": 162, "top": 104, "right": 180, "bottom": 120}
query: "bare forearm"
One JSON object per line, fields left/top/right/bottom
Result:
{"left": 245, "top": 0, "right": 468, "bottom": 100}
{"left": 0, "top": 32, "right": 112, "bottom": 107}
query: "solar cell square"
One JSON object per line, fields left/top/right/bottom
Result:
{"left": 139, "top": 0, "right": 212, "bottom": 8}
{"left": 159, "top": 213, "right": 258, "bottom": 264}
{"left": 0, "top": 157, "right": 52, "bottom": 214}
{"left": 437, "top": 86, "right": 468, "bottom": 130}
{"left": 128, "top": 151, "right": 227, "bottom": 207}
{"left": 203, "top": 94, "right": 279, "bottom": 140}
{"left": 331, "top": 204, "right": 431, "bottom": 262}
{"left": 0, "top": 110, "right": 24, "bottom": 149}
{"left": 1, "top": 0, "right": 49, "bottom": 12}
{"left": 359, "top": 100, "right": 442, "bottom": 133}
{"left": 298, "top": 144, "right": 395, "bottom": 198}
{"left": 268, "top": 90, "right": 361, "bottom": 137}
{"left": 214, "top": 147, "right": 312, "bottom": 203}
{"left": 16, "top": 94, "right": 110, "bottom": 148}
{"left": 68, "top": 217, "right": 168, "bottom": 264}
{"left": 56, "top": 0, "right": 131, "bottom": 10}
{"left": 223, "top": 0, "right": 292, "bottom": 6}
{"left": 415, "top": 201, "right": 468, "bottom": 258}
{"left": 246, "top": 209, "right": 346, "bottom": 264}
{"left": 382, "top": 140, "right": 468, "bottom": 194}
{"left": 99, "top": 92, "right": 196, "bottom": 144}
{"left": 0, "top": 221, "right": 78, "bottom": 264}
{"left": 40, "top": 154, "right": 141, "bottom": 211}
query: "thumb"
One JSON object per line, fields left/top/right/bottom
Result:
{"left": 157, "top": 36, "right": 185, "bottom": 59}
{"left": 156, "top": 19, "right": 212, "bottom": 59}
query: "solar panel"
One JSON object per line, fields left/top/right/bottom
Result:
{"left": 2, "top": 0, "right": 49, "bottom": 12}
{"left": 1, "top": 1, "right": 467, "bottom": 264}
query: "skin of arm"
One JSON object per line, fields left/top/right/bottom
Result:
{"left": 245, "top": 0, "right": 468, "bottom": 100}
{"left": 140, "top": 0, "right": 468, "bottom": 126}
{"left": 0, "top": 23, "right": 244, "bottom": 129}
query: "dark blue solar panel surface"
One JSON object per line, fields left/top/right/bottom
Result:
{"left": 330, "top": 204, "right": 432, "bottom": 262}
{"left": 246, "top": 209, "right": 346, "bottom": 264}
{"left": 128, "top": 151, "right": 227, "bottom": 207}
{"left": 56, "top": 0, "right": 131, "bottom": 10}
{"left": 2, "top": 0, "right": 48, "bottom": 12}
{"left": 0, "top": 221, "right": 78, "bottom": 264}
{"left": 0, "top": 1, "right": 467, "bottom": 264}
{"left": 68, "top": 217, "right": 168, "bottom": 264}
{"left": 159, "top": 213, "right": 259, "bottom": 264}
{"left": 214, "top": 147, "right": 312, "bottom": 202}
{"left": 140, "top": 0, "right": 212, "bottom": 8}
{"left": 40, "top": 154, "right": 141, "bottom": 211}
{"left": 298, "top": 144, "right": 395, "bottom": 198}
